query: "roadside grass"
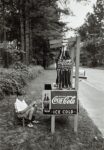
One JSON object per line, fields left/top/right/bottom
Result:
{"left": 0, "top": 70, "right": 104, "bottom": 150}
{"left": 0, "top": 96, "right": 104, "bottom": 150}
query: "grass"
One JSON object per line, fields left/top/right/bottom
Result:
{"left": 0, "top": 70, "right": 104, "bottom": 150}
{"left": 0, "top": 96, "right": 104, "bottom": 150}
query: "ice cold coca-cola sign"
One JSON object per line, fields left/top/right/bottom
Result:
{"left": 43, "top": 90, "right": 77, "bottom": 115}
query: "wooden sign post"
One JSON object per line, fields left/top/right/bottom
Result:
{"left": 74, "top": 36, "right": 80, "bottom": 133}
{"left": 51, "top": 115, "right": 55, "bottom": 134}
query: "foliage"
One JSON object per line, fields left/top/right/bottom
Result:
{"left": 2, "top": 48, "right": 23, "bottom": 67}
{"left": 0, "top": 88, "right": 4, "bottom": 100}
{"left": 78, "top": 0, "right": 104, "bottom": 66}
{"left": 0, "top": 64, "right": 43, "bottom": 100}
{"left": 11, "top": 61, "right": 28, "bottom": 71}
{"left": 0, "top": 0, "right": 90, "bottom": 67}
{"left": 0, "top": 0, "right": 68, "bottom": 67}
{"left": 1, "top": 67, "right": 104, "bottom": 150}
{"left": 79, "top": 0, "right": 104, "bottom": 39}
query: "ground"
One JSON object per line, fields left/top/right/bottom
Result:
{"left": 0, "top": 70, "right": 104, "bottom": 150}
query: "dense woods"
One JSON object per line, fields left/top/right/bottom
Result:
{"left": 0, "top": 0, "right": 70, "bottom": 98}
{"left": 0, "top": 0, "right": 69, "bottom": 68}
{"left": 79, "top": 0, "right": 104, "bottom": 66}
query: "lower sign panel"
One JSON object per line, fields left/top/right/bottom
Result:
{"left": 43, "top": 109, "right": 77, "bottom": 115}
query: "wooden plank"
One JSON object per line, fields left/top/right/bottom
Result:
{"left": 50, "top": 43, "right": 62, "bottom": 48}
{"left": 68, "top": 37, "right": 76, "bottom": 43}
{"left": 49, "top": 39, "right": 62, "bottom": 45}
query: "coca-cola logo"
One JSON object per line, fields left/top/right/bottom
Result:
{"left": 52, "top": 96, "right": 76, "bottom": 104}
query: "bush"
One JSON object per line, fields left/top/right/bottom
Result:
{"left": 11, "top": 61, "right": 28, "bottom": 71}
{"left": 0, "top": 78, "right": 14, "bottom": 95}
{"left": 0, "top": 88, "right": 4, "bottom": 100}
{"left": 28, "top": 65, "right": 43, "bottom": 80}
{"left": 0, "top": 64, "right": 43, "bottom": 99}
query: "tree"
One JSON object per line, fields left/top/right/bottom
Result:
{"left": 78, "top": 0, "right": 104, "bottom": 66}
{"left": 0, "top": 0, "right": 89, "bottom": 67}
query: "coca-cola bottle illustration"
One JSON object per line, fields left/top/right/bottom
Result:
{"left": 46, "top": 96, "right": 49, "bottom": 110}
{"left": 43, "top": 94, "right": 49, "bottom": 110}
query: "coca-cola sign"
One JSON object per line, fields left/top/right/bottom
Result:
{"left": 51, "top": 90, "right": 77, "bottom": 110}
{"left": 42, "top": 90, "right": 78, "bottom": 115}
{"left": 52, "top": 96, "right": 76, "bottom": 104}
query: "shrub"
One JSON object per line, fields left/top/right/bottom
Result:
{"left": 0, "top": 78, "right": 14, "bottom": 95}
{"left": 0, "top": 64, "right": 43, "bottom": 99}
{"left": 11, "top": 61, "right": 28, "bottom": 71}
{"left": 28, "top": 65, "right": 43, "bottom": 80}
{"left": 0, "top": 88, "right": 4, "bottom": 100}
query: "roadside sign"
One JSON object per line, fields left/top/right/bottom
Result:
{"left": 49, "top": 39, "right": 62, "bottom": 45}
{"left": 42, "top": 90, "right": 77, "bottom": 115}
{"left": 50, "top": 43, "right": 62, "bottom": 48}
{"left": 49, "top": 39, "right": 62, "bottom": 48}
{"left": 42, "top": 36, "right": 80, "bottom": 134}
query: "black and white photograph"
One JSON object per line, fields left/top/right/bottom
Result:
{"left": 0, "top": 0, "right": 104, "bottom": 150}
{"left": 42, "top": 90, "right": 51, "bottom": 112}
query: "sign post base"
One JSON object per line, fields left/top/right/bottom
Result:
{"left": 74, "top": 114, "right": 78, "bottom": 133}
{"left": 51, "top": 115, "right": 55, "bottom": 134}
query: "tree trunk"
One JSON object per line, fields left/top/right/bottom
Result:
{"left": 25, "top": 17, "right": 30, "bottom": 65}
{"left": 29, "top": 21, "right": 33, "bottom": 63}
{"left": 20, "top": 14, "right": 25, "bottom": 63}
